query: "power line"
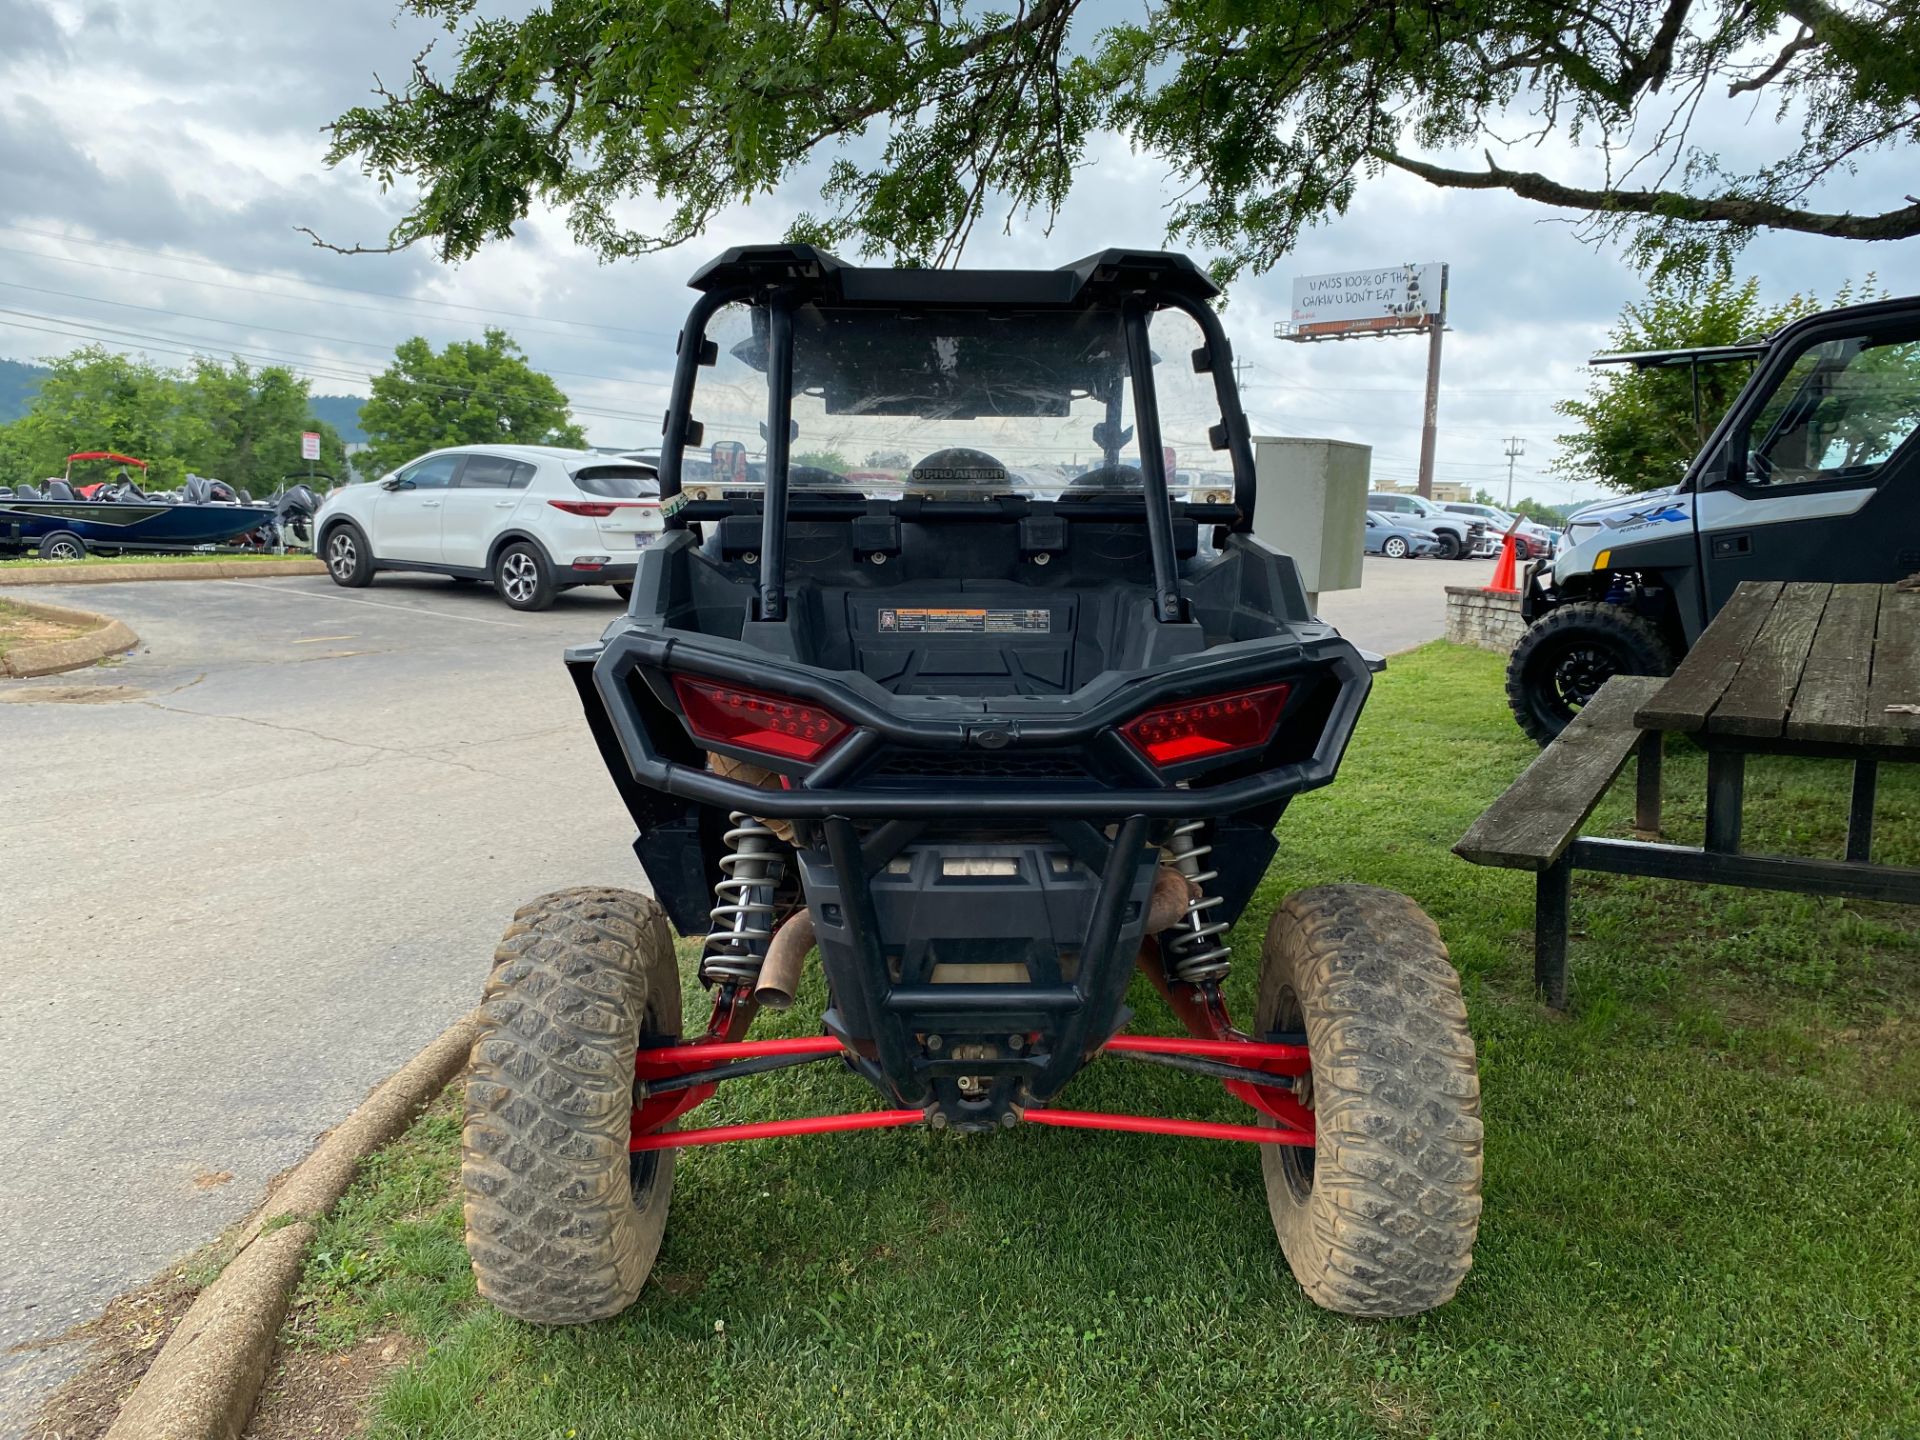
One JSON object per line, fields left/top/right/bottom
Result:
{"left": 0, "top": 223, "right": 674, "bottom": 341}
{"left": 0, "top": 312, "right": 664, "bottom": 427}
{"left": 0, "top": 280, "right": 673, "bottom": 395}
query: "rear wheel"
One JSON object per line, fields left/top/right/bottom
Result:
{"left": 1505, "top": 602, "right": 1675, "bottom": 745}
{"left": 38, "top": 531, "right": 86, "bottom": 561}
{"left": 463, "top": 887, "right": 681, "bottom": 1325}
{"left": 494, "top": 541, "right": 555, "bottom": 611}
{"left": 323, "top": 523, "right": 374, "bottom": 588}
{"left": 612, "top": 582, "right": 633, "bottom": 602}
{"left": 1258, "top": 885, "right": 1482, "bottom": 1318}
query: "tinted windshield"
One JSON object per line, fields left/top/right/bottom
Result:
{"left": 679, "top": 300, "right": 1227, "bottom": 498}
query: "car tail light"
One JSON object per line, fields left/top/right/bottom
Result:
{"left": 1119, "top": 682, "right": 1291, "bottom": 767}
{"left": 549, "top": 499, "right": 617, "bottom": 517}
{"left": 671, "top": 677, "right": 851, "bottom": 763}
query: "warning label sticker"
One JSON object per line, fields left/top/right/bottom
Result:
{"left": 877, "top": 607, "right": 1052, "bottom": 635}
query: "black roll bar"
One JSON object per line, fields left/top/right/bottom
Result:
{"left": 1122, "top": 296, "right": 1185, "bottom": 624}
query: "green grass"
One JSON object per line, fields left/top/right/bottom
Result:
{"left": 289, "top": 643, "right": 1920, "bottom": 1439}
{"left": 0, "top": 551, "right": 316, "bottom": 569}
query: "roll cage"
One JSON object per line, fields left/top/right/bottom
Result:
{"left": 653, "top": 245, "right": 1260, "bottom": 627}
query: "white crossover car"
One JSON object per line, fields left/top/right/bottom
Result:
{"left": 316, "top": 446, "right": 662, "bottom": 610}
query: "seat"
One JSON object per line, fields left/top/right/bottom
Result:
{"left": 45, "top": 480, "right": 77, "bottom": 501}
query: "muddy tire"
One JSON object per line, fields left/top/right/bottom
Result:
{"left": 462, "top": 887, "right": 682, "bottom": 1325}
{"left": 1506, "top": 602, "right": 1675, "bottom": 745}
{"left": 1257, "top": 885, "right": 1482, "bottom": 1317}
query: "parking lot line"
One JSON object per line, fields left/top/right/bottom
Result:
{"left": 221, "top": 579, "right": 531, "bottom": 629}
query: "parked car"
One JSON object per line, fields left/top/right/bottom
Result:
{"left": 1366, "top": 491, "right": 1494, "bottom": 559}
{"left": 316, "top": 446, "right": 662, "bottom": 610}
{"left": 1507, "top": 294, "right": 1920, "bottom": 742}
{"left": 1438, "top": 501, "right": 1557, "bottom": 560}
{"left": 1363, "top": 510, "right": 1443, "bottom": 559}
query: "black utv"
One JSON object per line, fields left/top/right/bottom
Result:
{"left": 460, "top": 246, "right": 1484, "bottom": 1324}
{"left": 1508, "top": 296, "right": 1920, "bottom": 743}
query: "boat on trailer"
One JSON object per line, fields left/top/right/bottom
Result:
{"left": 0, "top": 452, "right": 278, "bottom": 558}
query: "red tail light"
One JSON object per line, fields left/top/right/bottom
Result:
{"left": 549, "top": 499, "right": 617, "bottom": 517}
{"left": 1120, "top": 682, "right": 1291, "bottom": 767}
{"left": 672, "top": 677, "right": 851, "bottom": 763}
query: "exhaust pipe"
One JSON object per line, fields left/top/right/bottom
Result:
{"left": 754, "top": 910, "right": 816, "bottom": 1010}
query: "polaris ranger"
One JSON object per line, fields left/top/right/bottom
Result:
{"left": 1509, "top": 296, "right": 1920, "bottom": 743}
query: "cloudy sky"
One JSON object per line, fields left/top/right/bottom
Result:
{"left": 2, "top": 0, "right": 1915, "bottom": 507}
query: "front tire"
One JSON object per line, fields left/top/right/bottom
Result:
{"left": 38, "top": 531, "right": 86, "bottom": 561}
{"left": 463, "top": 887, "right": 682, "bottom": 1325}
{"left": 1505, "top": 602, "right": 1675, "bottom": 745}
{"left": 494, "top": 541, "right": 555, "bottom": 611}
{"left": 323, "top": 524, "right": 374, "bottom": 588}
{"left": 1259, "top": 885, "right": 1482, "bottom": 1318}
{"left": 1433, "top": 531, "right": 1462, "bottom": 561}
{"left": 1382, "top": 536, "right": 1409, "bottom": 560}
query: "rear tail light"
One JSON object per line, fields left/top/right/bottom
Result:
{"left": 1120, "top": 682, "right": 1291, "bottom": 767}
{"left": 672, "top": 677, "right": 851, "bottom": 763}
{"left": 550, "top": 499, "right": 616, "bottom": 517}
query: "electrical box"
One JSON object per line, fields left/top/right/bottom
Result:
{"left": 1249, "top": 437, "right": 1370, "bottom": 606}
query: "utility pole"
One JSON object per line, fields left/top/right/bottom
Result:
{"left": 1503, "top": 436, "right": 1526, "bottom": 509}
{"left": 1414, "top": 264, "right": 1449, "bottom": 499}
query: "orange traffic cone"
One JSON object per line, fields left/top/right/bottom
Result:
{"left": 1488, "top": 533, "right": 1519, "bottom": 594}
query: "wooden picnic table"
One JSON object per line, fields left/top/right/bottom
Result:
{"left": 1457, "top": 580, "right": 1920, "bottom": 1006}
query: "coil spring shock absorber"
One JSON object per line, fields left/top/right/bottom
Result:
{"left": 1163, "top": 820, "right": 1231, "bottom": 983}
{"left": 700, "top": 812, "right": 782, "bottom": 986}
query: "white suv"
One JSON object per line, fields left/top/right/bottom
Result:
{"left": 316, "top": 446, "right": 662, "bottom": 610}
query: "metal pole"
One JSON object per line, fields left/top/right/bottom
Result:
{"left": 1416, "top": 316, "right": 1445, "bottom": 499}
{"left": 1503, "top": 436, "right": 1525, "bottom": 509}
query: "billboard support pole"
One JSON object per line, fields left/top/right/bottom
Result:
{"left": 1415, "top": 265, "right": 1448, "bottom": 500}
{"left": 1415, "top": 321, "right": 1443, "bottom": 499}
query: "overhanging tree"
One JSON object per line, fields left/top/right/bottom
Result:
{"left": 320, "top": 0, "right": 1920, "bottom": 278}
{"left": 356, "top": 329, "right": 587, "bottom": 476}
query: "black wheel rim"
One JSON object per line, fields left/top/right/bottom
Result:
{"left": 1547, "top": 642, "right": 1620, "bottom": 715}
{"left": 629, "top": 994, "right": 669, "bottom": 1204}
{"left": 1272, "top": 988, "right": 1315, "bottom": 1201}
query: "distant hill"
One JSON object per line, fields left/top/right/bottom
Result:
{"left": 0, "top": 360, "right": 366, "bottom": 441}
{"left": 0, "top": 359, "right": 44, "bottom": 422}
{"left": 308, "top": 394, "right": 367, "bottom": 443}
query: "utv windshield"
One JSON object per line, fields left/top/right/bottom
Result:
{"left": 680, "top": 300, "right": 1232, "bottom": 499}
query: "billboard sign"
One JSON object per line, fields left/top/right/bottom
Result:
{"left": 1289, "top": 263, "right": 1445, "bottom": 337}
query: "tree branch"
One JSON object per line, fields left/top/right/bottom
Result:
{"left": 1728, "top": 27, "right": 1816, "bottom": 97}
{"left": 1380, "top": 151, "right": 1920, "bottom": 240}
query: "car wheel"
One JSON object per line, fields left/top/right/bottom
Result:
{"left": 38, "top": 531, "right": 87, "bottom": 561}
{"left": 1434, "top": 531, "right": 1462, "bottom": 561}
{"left": 1505, "top": 602, "right": 1676, "bottom": 745}
{"left": 1383, "top": 536, "right": 1409, "bottom": 559}
{"left": 494, "top": 541, "right": 555, "bottom": 611}
{"left": 612, "top": 582, "right": 634, "bottom": 602}
{"left": 323, "top": 523, "right": 374, "bottom": 588}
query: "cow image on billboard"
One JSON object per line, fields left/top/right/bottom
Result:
{"left": 1289, "top": 263, "right": 1447, "bottom": 337}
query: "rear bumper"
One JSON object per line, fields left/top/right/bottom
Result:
{"left": 556, "top": 559, "right": 638, "bottom": 585}
{"left": 573, "top": 623, "right": 1373, "bottom": 821}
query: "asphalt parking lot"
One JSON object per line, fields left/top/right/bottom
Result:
{"left": 0, "top": 553, "right": 1477, "bottom": 1429}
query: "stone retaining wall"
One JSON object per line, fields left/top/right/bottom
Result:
{"left": 1445, "top": 585, "right": 1527, "bottom": 653}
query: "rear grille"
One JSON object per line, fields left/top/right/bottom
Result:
{"left": 870, "top": 750, "right": 1091, "bottom": 781}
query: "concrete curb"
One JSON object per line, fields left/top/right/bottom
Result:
{"left": 101, "top": 1011, "right": 482, "bottom": 1440}
{"left": 0, "top": 596, "right": 139, "bottom": 677}
{"left": 0, "top": 557, "right": 325, "bottom": 586}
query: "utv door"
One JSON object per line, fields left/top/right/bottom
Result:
{"left": 1697, "top": 308, "right": 1920, "bottom": 615}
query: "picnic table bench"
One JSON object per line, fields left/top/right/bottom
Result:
{"left": 1457, "top": 581, "right": 1920, "bottom": 1007}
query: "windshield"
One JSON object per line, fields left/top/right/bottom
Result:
{"left": 677, "top": 300, "right": 1230, "bottom": 499}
